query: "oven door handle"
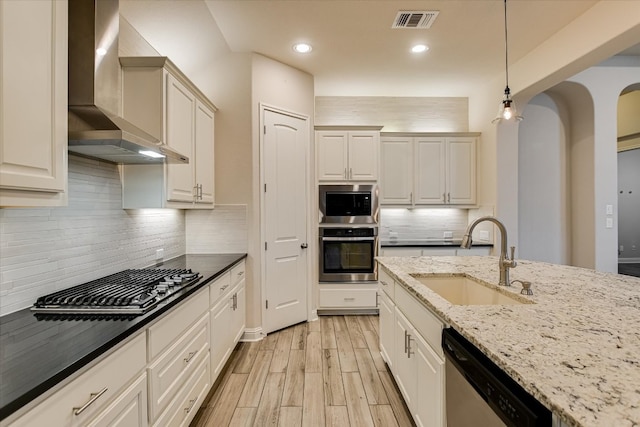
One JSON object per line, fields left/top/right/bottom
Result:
{"left": 321, "top": 237, "right": 376, "bottom": 242}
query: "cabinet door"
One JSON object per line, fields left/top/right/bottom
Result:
{"left": 348, "top": 131, "right": 378, "bottom": 181}
{"left": 194, "top": 100, "right": 214, "bottom": 204}
{"left": 380, "top": 137, "right": 412, "bottom": 205}
{"left": 415, "top": 137, "right": 446, "bottom": 204}
{"left": 379, "top": 290, "right": 395, "bottom": 369}
{"left": 210, "top": 294, "right": 233, "bottom": 380}
{"left": 447, "top": 137, "right": 476, "bottom": 205}
{"left": 166, "top": 73, "right": 196, "bottom": 202}
{"left": 393, "top": 309, "right": 416, "bottom": 411}
{"left": 317, "top": 131, "right": 348, "bottom": 181}
{"left": 0, "top": 0, "right": 67, "bottom": 206}
{"left": 231, "top": 281, "right": 246, "bottom": 344}
{"left": 87, "top": 373, "right": 147, "bottom": 427}
{"left": 413, "top": 332, "right": 445, "bottom": 427}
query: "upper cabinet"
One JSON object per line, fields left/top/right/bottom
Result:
{"left": 381, "top": 133, "right": 478, "bottom": 206}
{"left": 316, "top": 127, "right": 381, "bottom": 182}
{"left": 0, "top": 0, "right": 68, "bottom": 207}
{"left": 120, "top": 57, "right": 216, "bottom": 209}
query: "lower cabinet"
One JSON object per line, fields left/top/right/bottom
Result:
{"left": 380, "top": 268, "right": 445, "bottom": 427}
{"left": 318, "top": 283, "right": 378, "bottom": 310}
{"left": 9, "top": 260, "right": 247, "bottom": 427}
{"left": 210, "top": 264, "right": 246, "bottom": 381}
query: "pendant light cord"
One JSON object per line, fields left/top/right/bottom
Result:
{"left": 504, "top": 0, "right": 509, "bottom": 92}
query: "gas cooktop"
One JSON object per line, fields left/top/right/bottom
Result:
{"left": 31, "top": 268, "right": 202, "bottom": 318}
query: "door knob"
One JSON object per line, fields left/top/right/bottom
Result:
{"left": 301, "top": 243, "right": 308, "bottom": 249}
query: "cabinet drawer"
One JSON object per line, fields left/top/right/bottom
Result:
{"left": 209, "top": 271, "right": 232, "bottom": 306}
{"left": 148, "top": 287, "right": 209, "bottom": 359}
{"left": 12, "top": 333, "right": 146, "bottom": 427}
{"left": 378, "top": 268, "right": 395, "bottom": 299}
{"left": 230, "top": 261, "right": 246, "bottom": 285}
{"left": 86, "top": 373, "right": 147, "bottom": 427}
{"left": 319, "top": 288, "right": 377, "bottom": 308}
{"left": 148, "top": 313, "right": 210, "bottom": 423}
{"left": 152, "top": 354, "right": 211, "bottom": 427}
{"left": 395, "top": 285, "right": 444, "bottom": 357}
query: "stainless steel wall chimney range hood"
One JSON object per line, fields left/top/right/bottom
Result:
{"left": 67, "top": 0, "right": 188, "bottom": 164}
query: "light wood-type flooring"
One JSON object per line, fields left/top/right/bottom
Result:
{"left": 191, "top": 315, "right": 414, "bottom": 427}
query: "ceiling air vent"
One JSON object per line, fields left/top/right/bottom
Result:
{"left": 392, "top": 11, "right": 439, "bottom": 29}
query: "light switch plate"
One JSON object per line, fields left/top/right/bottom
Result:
{"left": 606, "top": 204, "right": 613, "bottom": 215}
{"left": 443, "top": 231, "right": 453, "bottom": 239}
{"left": 479, "top": 230, "right": 490, "bottom": 240}
{"left": 606, "top": 218, "right": 613, "bottom": 228}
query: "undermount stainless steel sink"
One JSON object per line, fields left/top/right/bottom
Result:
{"left": 410, "top": 275, "right": 531, "bottom": 305}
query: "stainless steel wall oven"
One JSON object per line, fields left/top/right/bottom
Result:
{"left": 319, "top": 227, "right": 378, "bottom": 282}
{"left": 319, "top": 184, "right": 379, "bottom": 225}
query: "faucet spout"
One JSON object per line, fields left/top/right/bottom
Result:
{"left": 461, "top": 216, "right": 516, "bottom": 286}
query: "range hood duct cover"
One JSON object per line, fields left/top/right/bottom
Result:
{"left": 67, "top": 0, "right": 188, "bottom": 164}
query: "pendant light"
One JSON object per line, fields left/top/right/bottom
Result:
{"left": 492, "top": 0, "right": 523, "bottom": 123}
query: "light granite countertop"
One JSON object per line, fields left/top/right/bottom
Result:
{"left": 376, "top": 256, "right": 640, "bottom": 427}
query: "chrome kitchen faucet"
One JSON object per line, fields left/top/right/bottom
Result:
{"left": 461, "top": 216, "right": 517, "bottom": 286}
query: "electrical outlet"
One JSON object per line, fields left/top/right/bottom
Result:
{"left": 606, "top": 218, "right": 613, "bottom": 229}
{"left": 479, "top": 230, "right": 490, "bottom": 241}
{"left": 620, "top": 245, "right": 624, "bottom": 252}
{"left": 443, "top": 231, "right": 453, "bottom": 239}
{"left": 156, "top": 248, "right": 164, "bottom": 261}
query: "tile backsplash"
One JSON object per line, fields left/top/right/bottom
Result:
{"left": 379, "top": 208, "right": 469, "bottom": 241}
{"left": 186, "top": 205, "right": 248, "bottom": 253}
{"left": 0, "top": 156, "right": 185, "bottom": 315}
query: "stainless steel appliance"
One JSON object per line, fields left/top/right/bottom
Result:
{"left": 31, "top": 268, "right": 201, "bottom": 317}
{"left": 319, "top": 184, "right": 379, "bottom": 224}
{"left": 443, "top": 328, "right": 552, "bottom": 427}
{"left": 319, "top": 227, "right": 378, "bottom": 282}
{"left": 67, "top": 0, "right": 188, "bottom": 164}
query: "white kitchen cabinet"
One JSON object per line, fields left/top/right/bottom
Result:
{"left": 11, "top": 333, "right": 147, "bottom": 427}
{"left": 379, "top": 266, "right": 446, "bottom": 427}
{"left": 120, "top": 57, "right": 217, "bottom": 209}
{"left": 316, "top": 128, "right": 380, "bottom": 182}
{"left": 380, "top": 136, "right": 413, "bottom": 204}
{"left": 380, "top": 133, "right": 478, "bottom": 206}
{"left": 210, "top": 260, "right": 246, "bottom": 380}
{"left": 0, "top": 0, "right": 68, "bottom": 207}
{"left": 378, "top": 289, "right": 395, "bottom": 369}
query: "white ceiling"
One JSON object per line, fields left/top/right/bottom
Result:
{"left": 122, "top": 1, "right": 640, "bottom": 98}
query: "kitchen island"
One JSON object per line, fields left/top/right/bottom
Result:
{"left": 377, "top": 256, "right": 640, "bottom": 427}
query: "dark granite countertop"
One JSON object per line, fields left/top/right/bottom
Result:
{"left": 381, "top": 239, "right": 493, "bottom": 247}
{"left": 0, "top": 253, "right": 246, "bottom": 422}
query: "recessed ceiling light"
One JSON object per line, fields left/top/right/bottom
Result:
{"left": 293, "top": 43, "right": 312, "bottom": 54}
{"left": 411, "top": 44, "right": 429, "bottom": 53}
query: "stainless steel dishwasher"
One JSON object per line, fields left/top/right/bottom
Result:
{"left": 442, "top": 328, "right": 552, "bottom": 427}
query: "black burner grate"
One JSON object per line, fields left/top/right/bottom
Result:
{"left": 32, "top": 268, "right": 201, "bottom": 316}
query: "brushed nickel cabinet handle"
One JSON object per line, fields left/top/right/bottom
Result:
{"left": 184, "top": 350, "right": 198, "bottom": 363}
{"left": 184, "top": 398, "right": 197, "bottom": 414}
{"left": 73, "top": 387, "right": 108, "bottom": 416}
{"left": 407, "top": 334, "right": 414, "bottom": 358}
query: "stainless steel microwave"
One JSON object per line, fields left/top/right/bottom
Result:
{"left": 319, "top": 184, "right": 379, "bottom": 225}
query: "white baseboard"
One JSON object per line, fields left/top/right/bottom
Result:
{"left": 240, "top": 326, "right": 265, "bottom": 342}
{"left": 619, "top": 258, "right": 640, "bottom": 263}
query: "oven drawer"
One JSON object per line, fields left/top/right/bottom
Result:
{"left": 319, "top": 287, "right": 378, "bottom": 308}
{"left": 148, "top": 313, "right": 210, "bottom": 423}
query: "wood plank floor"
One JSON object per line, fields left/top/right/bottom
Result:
{"left": 191, "top": 315, "right": 415, "bottom": 427}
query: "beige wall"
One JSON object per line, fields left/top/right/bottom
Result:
{"left": 618, "top": 90, "right": 640, "bottom": 151}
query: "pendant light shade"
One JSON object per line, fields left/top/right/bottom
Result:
{"left": 492, "top": 0, "right": 523, "bottom": 124}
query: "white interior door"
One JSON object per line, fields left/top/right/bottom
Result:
{"left": 263, "top": 108, "right": 308, "bottom": 334}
